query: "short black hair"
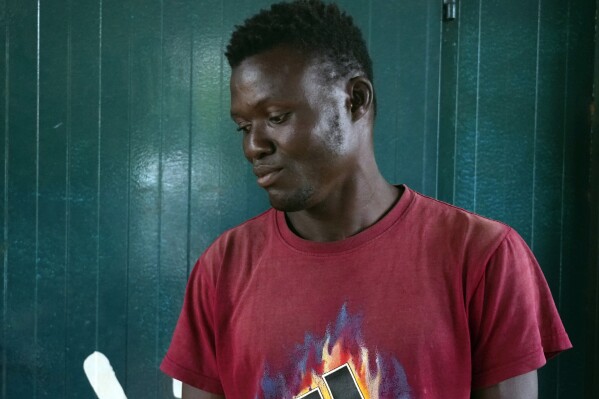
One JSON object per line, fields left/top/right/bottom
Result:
{"left": 226, "top": 0, "right": 375, "bottom": 109}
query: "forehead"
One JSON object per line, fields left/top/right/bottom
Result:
{"left": 230, "top": 47, "right": 328, "bottom": 114}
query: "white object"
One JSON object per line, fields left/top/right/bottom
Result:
{"left": 83, "top": 351, "right": 128, "bottom": 399}
{"left": 173, "top": 379, "right": 182, "bottom": 398}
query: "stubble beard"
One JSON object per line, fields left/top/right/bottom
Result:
{"left": 268, "top": 184, "right": 315, "bottom": 212}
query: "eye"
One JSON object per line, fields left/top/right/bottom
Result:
{"left": 236, "top": 124, "right": 251, "bottom": 134}
{"left": 268, "top": 112, "right": 289, "bottom": 125}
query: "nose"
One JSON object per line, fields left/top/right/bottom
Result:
{"left": 243, "top": 122, "right": 275, "bottom": 162}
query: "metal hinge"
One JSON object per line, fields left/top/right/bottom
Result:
{"left": 443, "top": 0, "right": 457, "bottom": 21}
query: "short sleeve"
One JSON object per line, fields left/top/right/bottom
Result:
{"left": 468, "top": 228, "right": 572, "bottom": 389}
{"left": 160, "top": 257, "right": 224, "bottom": 394}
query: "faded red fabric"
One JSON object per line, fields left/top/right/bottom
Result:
{"left": 161, "top": 185, "right": 571, "bottom": 399}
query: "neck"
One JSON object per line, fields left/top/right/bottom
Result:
{"left": 285, "top": 172, "right": 400, "bottom": 242}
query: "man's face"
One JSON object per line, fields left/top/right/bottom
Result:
{"left": 230, "top": 46, "right": 359, "bottom": 212}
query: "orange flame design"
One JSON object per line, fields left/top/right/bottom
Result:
{"left": 295, "top": 335, "right": 382, "bottom": 399}
{"left": 257, "top": 304, "right": 411, "bottom": 399}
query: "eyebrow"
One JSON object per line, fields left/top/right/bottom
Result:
{"left": 230, "top": 96, "right": 271, "bottom": 119}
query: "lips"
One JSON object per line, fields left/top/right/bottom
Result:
{"left": 253, "top": 164, "right": 282, "bottom": 188}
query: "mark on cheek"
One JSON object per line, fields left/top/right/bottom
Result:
{"left": 328, "top": 112, "right": 343, "bottom": 148}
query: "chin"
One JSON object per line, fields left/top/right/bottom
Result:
{"left": 268, "top": 196, "right": 307, "bottom": 213}
{"left": 267, "top": 186, "right": 315, "bottom": 212}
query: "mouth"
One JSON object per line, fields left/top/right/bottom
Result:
{"left": 253, "top": 165, "right": 282, "bottom": 188}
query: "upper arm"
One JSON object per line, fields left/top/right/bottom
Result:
{"left": 469, "top": 230, "right": 571, "bottom": 387}
{"left": 471, "top": 370, "right": 538, "bottom": 399}
{"left": 182, "top": 383, "right": 225, "bottom": 399}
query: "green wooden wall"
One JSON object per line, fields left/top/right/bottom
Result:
{"left": 589, "top": 2, "right": 599, "bottom": 395}
{"left": 0, "top": 0, "right": 596, "bottom": 397}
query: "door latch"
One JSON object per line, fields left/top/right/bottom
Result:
{"left": 443, "top": 0, "right": 457, "bottom": 21}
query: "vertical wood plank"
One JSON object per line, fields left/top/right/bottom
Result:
{"left": 395, "top": 0, "right": 438, "bottom": 194}
{"left": 97, "top": 0, "right": 130, "bottom": 391}
{"left": 531, "top": 0, "right": 568, "bottom": 288}
{"left": 476, "top": 0, "right": 538, "bottom": 237}
{"left": 370, "top": 0, "right": 441, "bottom": 197}
{"left": 0, "top": 0, "right": 7, "bottom": 392}
{"left": 423, "top": 1, "right": 442, "bottom": 197}
{"left": 65, "top": 0, "right": 100, "bottom": 396}
{"left": 36, "top": 0, "right": 69, "bottom": 396}
{"left": 530, "top": 0, "right": 569, "bottom": 396}
{"left": 453, "top": 0, "right": 480, "bottom": 212}
{"left": 188, "top": 0, "right": 224, "bottom": 261}
{"left": 588, "top": 4, "right": 599, "bottom": 392}
{"left": 127, "top": 0, "right": 162, "bottom": 395}
{"left": 370, "top": 0, "right": 402, "bottom": 184}
{"left": 437, "top": 0, "right": 460, "bottom": 204}
{"left": 4, "top": 0, "right": 37, "bottom": 397}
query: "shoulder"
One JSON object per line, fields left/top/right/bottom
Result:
{"left": 209, "top": 208, "right": 274, "bottom": 249}
{"left": 399, "top": 188, "right": 523, "bottom": 297}
{"left": 192, "top": 208, "right": 276, "bottom": 282}
{"left": 406, "top": 189, "right": 511, "bottom": 255}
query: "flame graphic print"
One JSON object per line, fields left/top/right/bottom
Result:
{"left": 257, "top": 304, "right": 412, "bottom": 399}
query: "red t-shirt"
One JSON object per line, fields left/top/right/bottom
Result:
{"left": 161, "top": 186, "right": 571, "bottom": 398}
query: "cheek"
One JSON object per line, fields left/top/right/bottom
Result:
{"left": 286, "top": 127, "right": 330, "bottom": 163}
{"left": 276, "top": 116, "right": 317, "bottom": 155}
{"left": 277, "top": 104, "right": 347, "bottom": 162}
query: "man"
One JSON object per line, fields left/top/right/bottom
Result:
{"left": 161, "top": 1, "right": 571, "bottom": 398}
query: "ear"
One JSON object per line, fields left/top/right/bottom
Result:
{"left": 347, "top": 76, "right": 374, "bottom": 122}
